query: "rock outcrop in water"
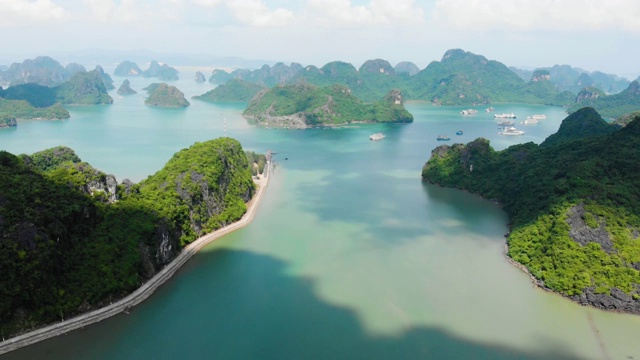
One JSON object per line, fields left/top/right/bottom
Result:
{"left": 117, "top": 79, "right": 137, "bottom": 95}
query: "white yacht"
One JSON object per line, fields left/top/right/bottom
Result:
{"left": 531, "top": 114, "right": 547, "bottom": 119}
{"left": 522, "top": 117, "right": 539, "bottom": 125}
{"left": 499, "top": 127, "right": 525, "bottom": 135}
{"left": 460, "top": 109, "right": 478, "bottom": 115}
{"left": 370, "top": 133, "right": 385, "bottom": 141}
{"left": 494, "top": 113, "right": 517, "bottom": 119}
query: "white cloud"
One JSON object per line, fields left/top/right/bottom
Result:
{"left": 432, "top": 0, "right": 640, "bottom": 33}
{"left": 226, "top": 0, "right": 294, "bottom": 26}
{"left": 0, "top": 0, "right": 69, "bottom": 27}
{"left": 84, "top": 0, "right": 140, "bottom": 23}
{"left": 306, "top": 0, "right": 424, "bottom": 26}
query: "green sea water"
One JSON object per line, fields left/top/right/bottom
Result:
{"left": 1, "top": 73, "right": 639, "bottom": 359}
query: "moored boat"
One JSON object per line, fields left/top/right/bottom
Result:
{"left": 498, "top": 126, "right": 525, "bottom": 135}
{"left": 494, "top": 113, "right": 516, "bottom": 119}
{"left": 370, "top": 133, "right": 385, "bottom": 141}
{"left": 437, "top": 135, "right": 451, "bottom": 141}
{"left": 531, "top": 114, "right": 547, "bottom": 119}
{"left": 456, "top": 130, "right": 463, "bottom": 135}
{"left": 497, "top": 120, "right": 515, "bottom": 126}
{"left": 522, "top": 117, "right": 539, "bottom": 125}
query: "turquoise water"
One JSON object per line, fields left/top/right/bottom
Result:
{"left": 2, "top": 74, "right": 640, "bottom": 359}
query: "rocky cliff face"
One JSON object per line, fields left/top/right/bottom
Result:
{"left": 144, "top": 83, "right": 189, "bottom": 107}
{"left": 575, "top": 86, "right": 605, "bottom": 103}
{"left": 3, "top": 56, "right": 69, "bottom": 87}
{"left": 531, "top": 69, "right": 551, "bottom": 82}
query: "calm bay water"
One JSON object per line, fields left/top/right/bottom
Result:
{"left": 1, "top": 73, "right": 639, "bottom": 359}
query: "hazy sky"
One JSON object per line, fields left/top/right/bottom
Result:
{"left": 1, "top": 0, "right": 639, "bottom": 78}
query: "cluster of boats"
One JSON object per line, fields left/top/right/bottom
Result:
{"left": 497, "top": 114, "right": 545, "bottom": 135}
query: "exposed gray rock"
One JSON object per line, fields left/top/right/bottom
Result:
{"left": 566, "top": 204, "right": 614, "bottom": 253}
{"left": 571, "top": 287, "right": 640, "bottom": 314}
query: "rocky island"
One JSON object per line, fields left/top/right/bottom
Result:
{"left": 193, "top": 79, "right": 265, "bottom": 102}
{"left": 0, "top": 139, "right": 263, "bottom": 339}
{"left": 144, "top": 83, "right": 189, "bottom": 107}
{"left": 242, "top": 83, "right": 413, "bottom": 128}
{"left": 114, "top": 60, "right": 143, "bottom": 76}
{"left": 143, "top": 61, "right": 179, "bottom": 81}
{"left": 0, "top": 115, "right": 17, "bottom": 127}
{"left": 422, "top": 107, "right": 640, "bottom": 314}
{"left": 194, "top": 71, "right": 206, "bottom": 83}
{"left": 117, "top": 79, "right": 137, "bottom": 95}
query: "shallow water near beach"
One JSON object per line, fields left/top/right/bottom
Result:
{"left": 2, "top": 74, "right": 639, "bottom": 359}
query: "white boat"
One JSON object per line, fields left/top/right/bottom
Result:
{"left": 522, "top": 117, "right": 539, "bottom": 125}
{"left": 499, "top": 126, "right": 525, "bottom": 136}
{"left": 494, "top": 113, "right": 516, "bottom": 119}
{"left": 485, "top": 107, "right": 494, "bottom": 112}
{"left": 370, "top": 133, "right": 385, "bottom": 141}
{"left": 531, "top": 114, "right": 547, "bottom": 119}
{"left": 460, "top": 109, "right": 478, "bottom": 115}
{"left": 497, "top": 120, "right": 515, "bottom": 126}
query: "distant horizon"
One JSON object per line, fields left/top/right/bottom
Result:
{"left": 1, "top": 48, "right": 638, "bottom": 81}
{"left": 1, "top": 1, "right": 639, "bottom": 79}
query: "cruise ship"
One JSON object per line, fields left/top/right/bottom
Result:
{"left": 531, "top": 114, "right": 547, "bottom": 119}
{"left": 522, "top": 117, "right": 539, "bottom": 125}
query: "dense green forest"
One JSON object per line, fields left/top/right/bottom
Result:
{"left": 243, "top": 83, "right": 413, "bottom": 127}
{"left": 0, "top": 138, "right": 257, "bottom": 336}
{"left": 203, "top": 49, "right": 581, "bottom": 106}
{"left": 422, "top": 108, "right": 640, "bottom": 310}
{"left": 0, "top": 98, "right": 69, "bottom": 120}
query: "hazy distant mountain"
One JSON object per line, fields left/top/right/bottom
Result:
{"left": 3, "top": 56, "right": 70, "bottom": 87}
{"left": 509, "top": 66, "right": 533, "bottom": 81}
{"left": 65, "top": 63, "right": 87, "bottom": 77}
{"left": 511, "top": 64, "right": 630, "bottom": 95}
{"left": 568, "top": 81, "right": 640, "bottom": 119}
{"left": 194, "top": 71, "right": 206, "bottom": 83}
{"left": 142, "top": 61, "right": 179, "bottom": 81}
{"left": 394, "top": 61, "right": 420, "bottom": 76}
{"left": 114, "top": 60, "right": 143, "bottom": 77}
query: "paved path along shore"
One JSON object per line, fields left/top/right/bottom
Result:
{"left": 0, "top": 162, "right": 271, "bottom": 355}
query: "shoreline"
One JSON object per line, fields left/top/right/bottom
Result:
{"left": 0, "top": 161, "right": 272, "bottom": 355}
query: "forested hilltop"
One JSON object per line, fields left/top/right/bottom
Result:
{"left": 203, "top": 49, "right": 581, "bottom": 106}
{"left": 0, "top": 139, "right": 265, "bottom": 337}
{"left": 422, "top": 107, "right": 640, "bottom": 313}
{"left": 242, "top": 83, "right": 413, "bottom": 128}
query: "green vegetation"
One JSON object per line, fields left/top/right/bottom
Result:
{"left": 243, "top": 83, "right": 413, "bottom": 127}
{"left": 568, "top": 81, "right": 640, "bottom": 119}
{"left": 54, "top": 70, "right": 114, "bottom": 105}
{"left": 145, "top": 83, "right": 189, "bottom": 107}
{"left": 193, "top": 79, "right": 265, "bottom": 102}
{"left": 0, "top": 98, "right": 69, "bottom": 120}
{"left": 0, "top": 138, "right": 259, "bottom": 337}
{"left": 245, "top": 151, "right": 266, "bottom": 176}
{"left": 422, "top": 108, "right": 640, "bottom": 303}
